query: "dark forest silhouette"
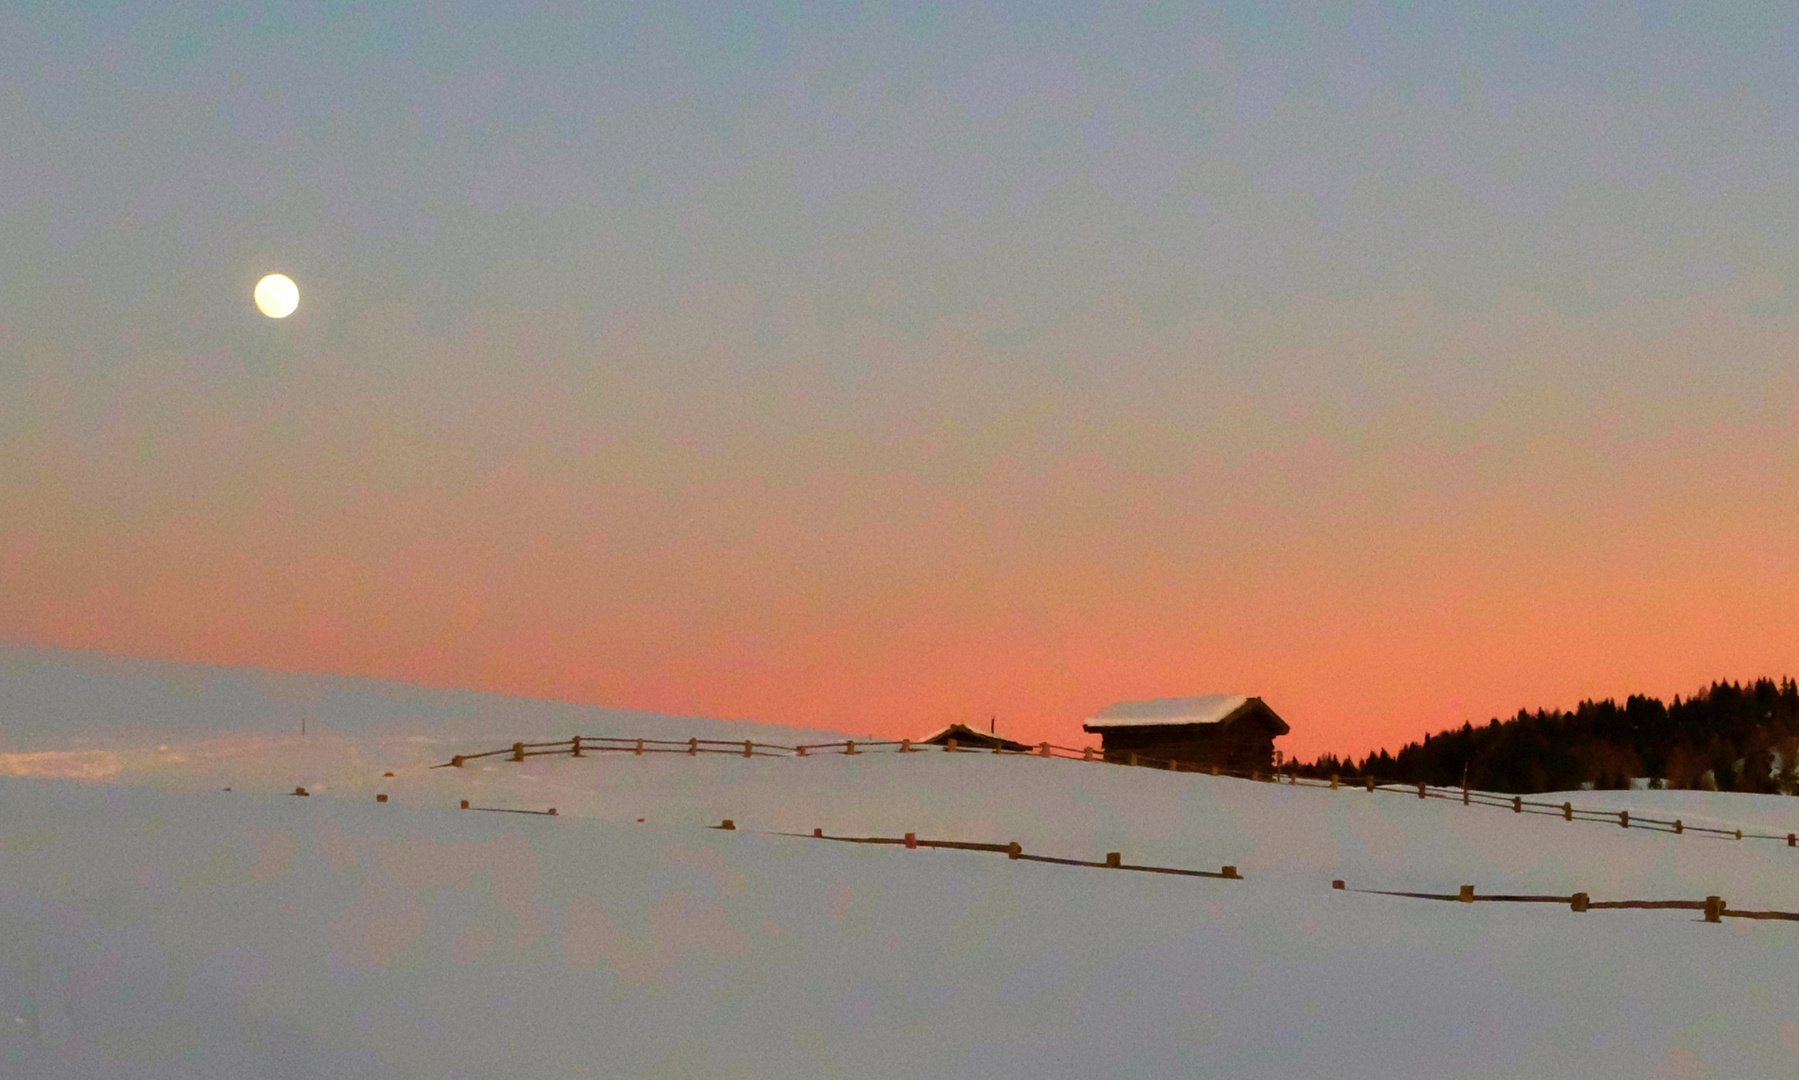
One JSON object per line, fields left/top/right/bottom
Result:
{"left": 1298, "top": 679, "right": 1799, "bottom": 795}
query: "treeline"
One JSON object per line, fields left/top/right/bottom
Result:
{"left": 1297, "top": 679, "right": 1799, "bottom": 795}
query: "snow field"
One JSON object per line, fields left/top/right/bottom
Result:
{"left": 3, "top": 744, "right": 1799, "bottom": 1078}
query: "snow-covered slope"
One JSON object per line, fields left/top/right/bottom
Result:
{"left": 2, "top": 653, "right": 1797, "bottom": 1077}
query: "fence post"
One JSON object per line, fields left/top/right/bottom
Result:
{"left": 1007, "top": 842, "right": 1021, "bottom": 860}
{"left": 1563, "top": 802, "right": 1573, "bottom": 821}
{"left": 1462, "top": 786, "right": 1469, "bottom": 806}
{"left": 846, "top": 740, "right": 858, "bottom": 755}
{"left": 743, "top": 740, "right": 753, "bottom": 758}
{"left": 1221, "top": 866, "right": 1240, "bottom": 879}
{"left": 1674, "top": 819, "right": 1682, "bottom": 834}
{"left": 1332, "top": 880, "right": 1345, "bottom": 890}
{"left": 1417, "top": 782, "right": 1426, "bottom": 800}
{"left": 460, "top": 799, "right": 470, "bottom": 810}
{"left": 1704, "top": 896, "right": 1724, "bottom": 923}
{"left": 946, "top": 739, "right": 957, "bottom": 753}
{"left": 1039, "top": 742, "right": 1052, "bottom": 758}
{"left": 1212, "top": 765, "right": 1221, "bottom": 776}
{"left": 1789, "top": 833, "right": 1796, "bottom": 847}
{"left": 512, "top": 742, "right": 525, "bottom": 762}
{"left": 1458, "top": 885, "right": 1474, "bottom": 903}
{"left": 451, "top": 755, "right": 465, "bottom": 768}
{"left": 1735, "top": 829, "right": 1743, "bottom": 840}
{"left": 1513, "top": 796, "right": 1521, "bottom": 813}
{"left": 813, "top": 827, "right": 823, "bottom": 837}
{"left": 1570, "top": 892, "right": 1589, "bottom": 912}
{"left": 1366, "top": 776, "right": 1375, "bottom": 792}
{"left": 376, "top": 793, "right": 388, "bottom": 803}
{"left": 904, "top": 832, "right": 918, "bottom": 849}
{"left": 1105, "top": 852, "right": 1121, "bottom": 868}
{"left": 689, "top": 738, "right": 698, "bottom": 756}
{"left": 797, "top": 745, "right": 808, "bottom": 757}
{"left": 635, "top": 739, "right": 644, "bottom": 756}
{"left": 1619, "top": 810, "right": 1628, "bottom": 829}
{"left": 1330, "top": 774, "right": 1339, "bottom": 790}
{"left": 1084, "top": 747, "right": 1095, "bottom": 762}
{"left": 719, "top": 819, "right": 735, "bottom": 830}
{"left": 1130, "top": 753, "right": 1140, "bottom": 768}
{"left": 900, "top": 739, "right": 912, "bottom": 753}
{"left": 571, "top": 736, "right": 583, "bottom": 758}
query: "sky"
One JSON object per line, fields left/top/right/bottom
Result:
{"left": 3, "top": 1, "right": 1799, "bottom": 759}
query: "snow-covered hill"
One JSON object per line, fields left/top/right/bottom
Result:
{"left": 2, "top": 651, "right": 1797, "bottom": 1077}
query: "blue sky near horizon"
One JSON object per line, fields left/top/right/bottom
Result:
{"left": 4, "top": 2, "right": 1799, "bottom": 755}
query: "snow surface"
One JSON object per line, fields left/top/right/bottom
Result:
{"left": 3, "top": 652, "right": 1799, "bottom": 1078}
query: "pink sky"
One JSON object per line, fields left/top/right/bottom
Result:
{"left": 7, "top": 287, "right": 1797, "bottom": 760}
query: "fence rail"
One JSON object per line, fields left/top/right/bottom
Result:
{"left": 428, "top": 735, "right": 1799, "bottom": 852}
{"left": 771, "top": 826, "right": 1794, "bottom": 927}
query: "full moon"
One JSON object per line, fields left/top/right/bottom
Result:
{"left": 253, "top": 273, "right": 299, "bottom": 319}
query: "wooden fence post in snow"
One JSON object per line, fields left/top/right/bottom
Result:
{"left": 900, "top": 739, "right": 911, "bottom": 753}
{"left": 845, "top": 740, "right": 859, "bottom": 755}
{"left": 813, "top": 828, "right": 823, "bottom": 837}
{"left": 1513, "top": 796, "right": 1522, "bottom": 813}
{"left": 743, "top": 740, "right": 753, "bottom": 758}
{"left": 1570, "top": 892, "right": 1589, "bottom": 912}
{"left": 1105, "top": 852, "right": 1121, "bottom": 868}
{"left": 1130, "top": 753, "right": 1140, "bottom": 768}
{"left": 904, "top": 832, "right": 917, "bottom": 849}
{"left": 1458, "top": 885, "right": 1475, "bottom": 903}
{"left": 1040, "top": 742, "right": 1052, "bottom": 758}
{"left": 460, "top": 800, "right": 470, "bottom": 810}
{"left": 1221, "top": 866, "right": 1240, "bottom": 879}
{"left": 571, "top": 736, "right": 583, "bottom": 758}
{"left": 1417, "top": 782, "right": 1427, "bottom": 800}
{"left": 688, "top": 738, "right": 698, "bottom": 756}
{"left": 1674, "top": 819, "right": 1682, "bottom": 834}
{"left": 1366, "top": 777, "right": 1375, "bottom": 792}
{"left": 1084, "top": 747, "right": 1095, "bottom": 762}
{"left": 1563, "top": 802, "right": 1573, "bottom": 821}
{"left": 1619, "top": 810, "right": 1629, "bottom": 828}
{"left": 1212, "top": 765, "right": 1221, "bottom": 776}
{"left": 1789, "top": 833, "right": 1796, "bottom": 847}
{"left": 1007, "top": 842, "right": 1022, "bottom": 860}
{"left": 451, "top": 755, "right": 465, "bottom": 768}
{"left": 1462, "top": 786, "right": 1470, "bottom": 806}
{"left": 797, "top": 745, "right": 808, "bottom": 756}
{"left": 946, "top": 739, "right": 957, "bottom": 752}
{"left": 1704, "top": 896, "right": 1724, "bottom": 923}
{"left": 1735, "top": 829, "right": 1743, "bottom": 840}
{"left": 1330, "top": 774, "right": 1339, "bottom": 790}
{"left": 512, "top": 743, "right": 526, "bottom": 762}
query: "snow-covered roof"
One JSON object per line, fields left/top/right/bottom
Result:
{"left": 1082, "top": 694, "right": 1253, "bottom": 729}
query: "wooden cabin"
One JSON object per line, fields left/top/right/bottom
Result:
{"left": 1081, "top": 695, "right": 1288, "bottom": 772}
{"left": 916, "top": 723, "right": 1034, "bottom": 753}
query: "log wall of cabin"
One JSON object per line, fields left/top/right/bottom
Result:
{"left": 1094, "top": 724, "right": 1278, "bottom": 771}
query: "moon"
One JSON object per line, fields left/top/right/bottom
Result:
{"left": 253, "top": 273, "right": 299, "bottom": 319}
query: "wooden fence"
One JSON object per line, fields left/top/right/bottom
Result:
{"left": 427, "top": 735, "right": 1799, "bottom": 850}
{"left": 373, "top": 791, "right": 1798, "bottom": 927}
{"left": 781, "top": 827, "right": 1797, "bottom": 925}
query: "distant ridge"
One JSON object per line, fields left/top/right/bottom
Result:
{"left": 0, "top": 643, "right": 856, "bottom": 750}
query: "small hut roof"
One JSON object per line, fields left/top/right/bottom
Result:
{"left": 1082, "top": 695, "right": 1288, "bottom": 734}
{"left": 916, "top": 723, "right": 1033, "bottom": 752}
